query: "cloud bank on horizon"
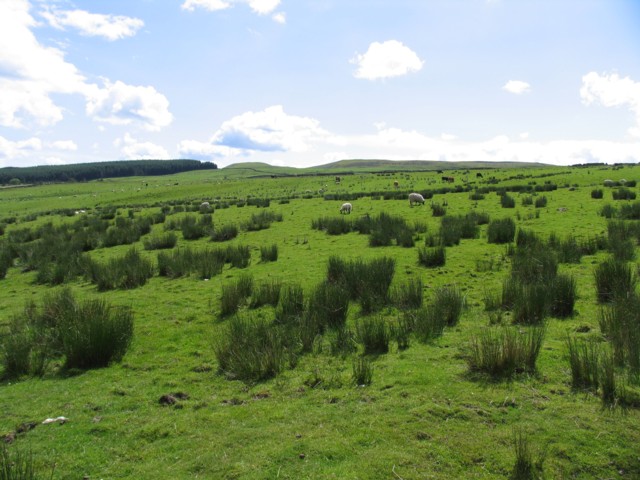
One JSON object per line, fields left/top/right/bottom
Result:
{"left": 1, "top": 0, "right": 639, "bottom": 168}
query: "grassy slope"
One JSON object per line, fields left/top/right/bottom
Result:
{"left": 0, "top": 163, "right": 639, "bottom": 478}
{"left": 221, "top": 159, "right": 551, "bottom": 178}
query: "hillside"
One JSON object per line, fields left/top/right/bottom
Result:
{"left": 316, "top": 159, "right": 549, "bottom": 171}
{"left": 0, "top": 159, "right": 217, "bottom": 185}
{"left": 222, "top": 159, "right": 550, "bottom": 179}
{"left": 0, "top": 163, "right": 639, "bottom": 478}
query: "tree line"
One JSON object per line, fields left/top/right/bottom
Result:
{"left": 0, "top": 159, "right": 217, "bottom": 185}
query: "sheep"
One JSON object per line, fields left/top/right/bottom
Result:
{"left": 603, "top": 179, "right": 615, "bottom": 187}
{"left": 200, "top": 201, "right": 210, "bottom": 208}
{"left": 393, "top": 181, "right": 399, "bottom": 189}
{"left": 340, "top": 202, "right": 352, "bottom": 214}
{"left": 409, "top": 192, "right": 425, "bottom": 206}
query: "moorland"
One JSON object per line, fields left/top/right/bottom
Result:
{"left": 1, "top": 160, "right": 639, "bottom": 479}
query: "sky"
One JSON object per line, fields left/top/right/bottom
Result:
{"left": 1, "top": 0, "right": 639, "bottom": 169}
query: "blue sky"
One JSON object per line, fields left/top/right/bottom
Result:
{"left": 1, "top": 0, "right": 639, "bottom": 168}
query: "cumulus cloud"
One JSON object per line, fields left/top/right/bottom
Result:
{"left": 85, "top": 80, "right": 173, "bottom": 131}
{"left": 331, "top": 126, "right": 640, "bottom": 166}
{"left": 581, "top": 71, "right": 640, "bottom": 137}
{"left": 178, "top": 105, "right": 329, "bottom": 162}
{"left": 181, "top": 106, "right": 640, "bottom": 168}
{"left": 50, "top": 140, "right": 77, "bottom": 151}
{"left": 115, "top": 133, "right": 170, "bottom": 159}
{"left": 40, "top": 8, "right": 144, "bottom": 41}
{"left": 502, "top": 80, "right": 531, "bottom": 94}
{"left": 0, "top": 0, "right": 89, "bottom": 127}
{"left": 272, "top": 12, "right": 286, "bottom": 24}
{"left": 0, "top": 81, "right": 64, "bottom": 127}
{"left": 0, "top": 135, "right": 42, "bottom": 164}
{"left": 212, "top": 105, "right": 328, "bottom": 152}
{"left": 181, "top": 0, "right": 281, "bottom": 17}
{"left": 0, "top": 1, "right": 171, "bottom": 132}
{"left": 177, "top": 140, "right": 241, "bottom": 160}
{"left": 351, "top": 40, "right": 423, "bottom": 80}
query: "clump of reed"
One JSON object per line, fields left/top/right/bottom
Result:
{"left": 467, "top": 326, "right": 545, "bottom": 377}
{"left": 1, "top": 288, "right": 133, "bottom": 377}
{"left": 214, "top": 314, "right": 287, "bottom": 382}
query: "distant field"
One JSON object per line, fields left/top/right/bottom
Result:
{"left": 1, "top": 162, "right": 639, "bottom": 479}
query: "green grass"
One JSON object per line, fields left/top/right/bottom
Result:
{"left": 0, "top": 163, "right": 639, "bottom": 478}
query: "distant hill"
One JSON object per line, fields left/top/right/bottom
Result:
{"left": 0, "top": 160, "right": 217, "bottom": 185}
{"left": 221, "top": 159, "right": 550, "bottom": 178}
{"left": 315, "top": 159, "right": 549, "bottom": 171}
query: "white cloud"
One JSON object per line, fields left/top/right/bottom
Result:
{"left": 50, "top": 140, "right": 78, "bottom": 151}
{"left": 177, "top": 139, "right": 241, "bottom": 160}
{"left": 248, "top": 0, "right": 281, "bottom": 15}
{"left": 0, "top": 0, "right": 89, "bottom": 127}
{"left": 43, "top": 156, "right": 65, "bottom": 165}
{"left": 331, "top": 126, "right": 640, "bottom": 166}
{"left": 85, "top": 80, "right": 173, "bottom": 131}
{"left": 115, "top": 133, "right": 170, "bottom": 159}
{"left": 272, "top": 12, "right": 286, "bottom": 24}
{"left": 211, "top": 105, "right": 328, "bottom": 153}
{"left": 0, "top": 1, "right": 171, "bottom": 132}
{"left": 181, "top": 0, "right": 231, "bottom": 11}
{"left": 0, "top": 81, "right": 64, "bottom": 127}
{"left": 181, "top": 0, "right": 281, "bottom": 16}
{"left": 581, "top": 71, "right": 640, "bottom": 137}
{"left": 351, "top": 40, "right": 423, "bottom": 80}
{"left": 183, "top": 106, "right": 639, "bottom": 168}
{"left": 40, "top": 8, "right": 144, "bottom": 41}
{"left": 323, "top": 151, "right": 347, "bottom": 163}
{"left": 502, "top": 80, "right": 531, "bottom": 94}
{"left": 0, "top": 135, "right": 42, "bottom": 163}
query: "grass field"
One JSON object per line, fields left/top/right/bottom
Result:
{"left": 1, "top": 161, "right": 639, "bottom": 479}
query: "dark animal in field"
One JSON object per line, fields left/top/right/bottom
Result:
{"left": 442, "top": 176, "right": 455, "bottom": 183}
{"left": 476, "top": 173, "right": 483, "bottom": 178}
{"left": 340, "top": 202, "right": 352, "bottom": 214}
{"left": 335, "top": 176, "right": 341, "bottom": 184}
{"left": 409, "top": 193, "right": 425, "bottom": 206}
{"left": 393, "top": 181, "right": 399, "bottom": 189}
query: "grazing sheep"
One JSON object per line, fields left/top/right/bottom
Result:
{"left": 409, "top": 193, "right": 425, "bottom": 206}
{"left": 603, "top": 179, "right": 615, "bottom": 187}
{"left": 200, "top": 201, "right": 210, "bottom": 208}
{"left": 340, "top": 202, "right": 352, "bottom": 214}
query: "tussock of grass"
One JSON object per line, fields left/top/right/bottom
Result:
{"left": 418, "top": 246, "right": 446, "bottom": 267}
{"left": 352, "top": 357, "right": 374, "bottom": 386}
{"left": 488, "top": 217, "right": 516, "bottom": 243}
{"left": 1, "top": 288, "right": 133, "bottom": 377}
{"left": 356, "top": 317, "right": 390, "bottom": 355}
{"left": 219, "top": 275, "right": 254, "bottom": 317}
{"left": 214, "top": 314, "right": 286, "bottom": 382}
{"left": 468, "top": 326, "right": 545, "bottom": 378}
{"left": 392, "top": 277, "right": 423, "bottom": 310}
{"left": 594, "top": 258, "right": 637, "bottom": 303}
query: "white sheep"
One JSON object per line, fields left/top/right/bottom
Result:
{"left": 340, "top": 202, "right": 352, "bottom": 214}
{"left": 409, "top": 192, "right": 425, "bottom": 206}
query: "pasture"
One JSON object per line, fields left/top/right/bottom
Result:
{"left": 1, "top": 162, "right": 639, "bottom": 479}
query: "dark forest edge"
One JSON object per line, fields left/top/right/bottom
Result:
{"left": 0, "top": 160, "right": 217, "bottom": 185}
